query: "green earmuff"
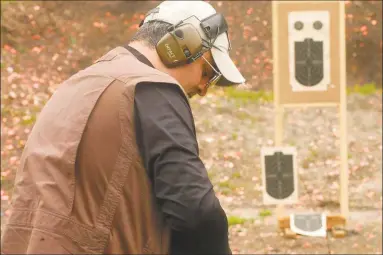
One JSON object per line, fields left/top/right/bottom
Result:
{"left": 156, "top": 23, "right": 204, "bottom": 67}
{"left": 152, "top": 13, "right": 229, "bottom": 68}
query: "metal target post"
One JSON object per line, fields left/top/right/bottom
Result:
{"left": 270, "top": 0, "right": 349, "bottom": 227}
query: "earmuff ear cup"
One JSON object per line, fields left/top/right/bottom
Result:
{"left": 157, "top": 33, "right": 185, "bottom": 67}
{"left": 156, "top": 23, "right": 204, "bottom": 67}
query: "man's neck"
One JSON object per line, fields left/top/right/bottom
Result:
{"left": 127, "top": 42, "right": 168, "bottom": 72}
{"left": 127, "top": 42, "right": 194, "bottom": 97}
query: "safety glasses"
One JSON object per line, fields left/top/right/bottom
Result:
{"left": 201, "top": 55, "right": 222, "bottom": 89}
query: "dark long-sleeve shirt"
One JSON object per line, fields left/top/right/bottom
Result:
{"left": 127, "top": 46, "right": 230, "bottom": 254}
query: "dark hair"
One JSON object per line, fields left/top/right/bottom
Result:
{"left": 129, "top": 21, "right": 173, "bottom": 49}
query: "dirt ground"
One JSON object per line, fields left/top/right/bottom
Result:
{"left": 226, "top": 208, "right": 382, "bottom": 254}
{"left": 229, "top": 221, "right": 382, "bottom": 254}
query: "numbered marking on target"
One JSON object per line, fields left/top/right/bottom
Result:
{"left": 261, "top": 147, "right": 298, "bottom": 205}
{"left": 290, "top": 213, "right": 327, "bottom": 237}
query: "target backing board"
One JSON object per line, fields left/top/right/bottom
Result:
{"left": 272, "top": 1, "right": 345, "bottom": 105}
{"left": 261, "top": 147, "right": 298, "bottom": 205}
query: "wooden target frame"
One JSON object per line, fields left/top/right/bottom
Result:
{"left": 272, "top": 1, "right": 349, "bottom": 220}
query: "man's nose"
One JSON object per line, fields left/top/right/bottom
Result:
{"left": 198, "top": 84, "right": 209, "bottom": 96}
{"left": 198, "top": 89, "right": 207, "bottom": 97}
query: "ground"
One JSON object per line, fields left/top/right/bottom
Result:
{"left": 1, "top": 87, "right": 382, "bottom": 254}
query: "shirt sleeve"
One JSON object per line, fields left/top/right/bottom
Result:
{"left": 134, "top": 82, "right": 231, "bottom": 254}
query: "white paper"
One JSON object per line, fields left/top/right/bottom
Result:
{"left": 290, "top": 212, "right": 327, "bottom": 237}
{"left": 288, "top": 11, "right": 330, "bottom": 92}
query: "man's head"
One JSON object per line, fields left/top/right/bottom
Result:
{"left": 128, "top": 0, "right": 245, "bottom": 98}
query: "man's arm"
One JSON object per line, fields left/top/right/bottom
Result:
{"left": 134, "top": 82, "right": 231, "bottom": 254}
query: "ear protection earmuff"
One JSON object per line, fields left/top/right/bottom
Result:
{"left": 156, "top": 22, "right": 205, "bottom": 67}
{"left": 142, "top": 13, "right": 229, "bottom": 68}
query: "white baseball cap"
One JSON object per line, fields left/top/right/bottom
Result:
{"left": 141, "top": 0, "right": 246, "bottom": 86}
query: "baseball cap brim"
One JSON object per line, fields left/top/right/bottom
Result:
{"left": 211, "top": 34, "right": 246, "bottom": 86}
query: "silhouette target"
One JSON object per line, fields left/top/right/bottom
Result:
{"left": 295, "top": 38, "right": 324, "bottom": 87}
{"left": 264, "top": 152, "right": 295, "bottom": 199}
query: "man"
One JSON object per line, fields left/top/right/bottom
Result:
{"left": 1, "top": 1, "right": 246, "bottom": 254}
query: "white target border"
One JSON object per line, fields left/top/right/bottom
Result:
{"left": 288, "top": 11, "right": 331, "bottom": 92}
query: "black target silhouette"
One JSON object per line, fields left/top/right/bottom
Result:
{"left": 294, "top": 38, "right": 324, "bottom": 86}
{"left": 265, "top": 152, "right": 295, "bottom": 199}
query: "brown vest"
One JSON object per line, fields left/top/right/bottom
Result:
{"left": 1, "top": 47, "right": 187, "bottom": 254}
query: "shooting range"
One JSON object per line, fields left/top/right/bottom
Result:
{"left": 266, "top": 0, "right": 349, "bottom": 238}
{"left": 1, "top": 1, "right": 382, "bottom": 254}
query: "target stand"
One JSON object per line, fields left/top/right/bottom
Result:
{"left": 266, "top": 0, "right": 348, "bottom": 238}
{"left": 278, "top": 213, "right": 347, "bottom": 239}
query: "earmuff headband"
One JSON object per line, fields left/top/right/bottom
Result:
{"left": 139, "top": 11, "right": 229, "bottom": 68}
